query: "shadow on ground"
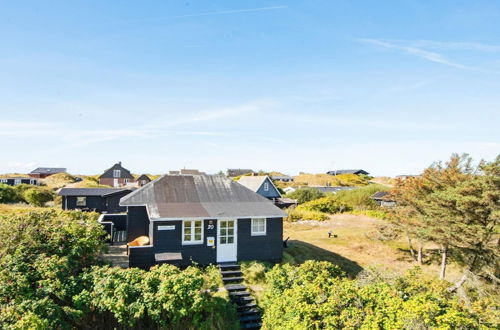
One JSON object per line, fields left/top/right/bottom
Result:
{"left": 284, "top": 240, "right": 364, "bottom": 277}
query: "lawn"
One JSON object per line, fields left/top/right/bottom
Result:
{"left": 282, "top": 213, "right": 462, "bottom": 281}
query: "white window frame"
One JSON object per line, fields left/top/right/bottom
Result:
{"left": 14, "top": 179, "right": 21, "bottom": 185}
{"left": 30, "top": 179, "right": 36, "bottom": 185}
{"left": 125, "top": 178, "right": 129, "bottom": 184}
{"left": 113, "top": 169, "right": 121, "bottom": 178}
{"left": 76, "top": 196, "right": 86, "bottom": 206}
{"left": 264, "top": 182, "right": 269, "bottom": 191}
{"left": 0, "top": 179, "right": 7, "bottom": 183}
{"left": 182, "top": 219, "right": 204, "bottom": 245}
{"left": 251, "top": 218, "right": 266, "bottom": 236}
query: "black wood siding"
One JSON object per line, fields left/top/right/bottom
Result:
{"left": 100, "top": 214, "right": 127, "bottom": 231}
{"left": 62, "top": 192, "right": 128, "bottom": 213}
{"left": 129, "top": 246, "right": 154, "bottom": 269}
{"left": 127, "top": 206, "right": 149, "bottom": 242}
{"left": 237, "top": 217, "right": 283, "bottom": 263}
{"left": 153, "top": 220, "right": 217, "bottom": 266}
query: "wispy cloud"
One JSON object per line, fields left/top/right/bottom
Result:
{"left": 391, "top": 40, "right": 500, "bottom": 52}
{"left": 359, "top": 38, "right": 476, "bottom": 70}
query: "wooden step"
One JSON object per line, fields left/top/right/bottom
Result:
{"left": 238, "top": 308, "right": 260, "bottom": 316}
{"left": 240, "top": 322, "right": 262, "bottom": 329}
{"left": 229, "top": 291, "right": 250, "bottom": 298}
{"left": 225, "top": 284, "right": 246, "bottom": 292}
{"left": 234, "top": 296, "right": 254, "bottom": 304}
{"left": 237, "top": 301, "right": 257, "bottom": 311}
{"left": 239, "top": 314, "right": 261, "bottom": 323}
{"left": 222, "top": 276, "right": 244, "bottom": 283}
{"left": 219, "top": 263, "right": 240, "bottom": 270}
{"left": 221, "top": 270, "right": 243, "bottom": 277}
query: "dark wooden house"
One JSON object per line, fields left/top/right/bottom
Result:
{"left": 237, "top": 176, "right": 297, "bottom": 208}
{"left": 136, "top": 174, "right": 152, "bottom": 187}
{"left": 98, "top": 162, "right": 135, "bottom": 187}
{"left": 0, "top": 177, "right": 38, "bottom": 186}
{"left": 120, "top": 174, "right": 287, "bottom": 268}
{"left": 58, "top": 188, "right": 132, "bottom": 213}
{"left": 29, "top": 167, "right": 66, "bottom": 178}
{"left": 326, "top": 169, "right": 369, "bottom": 176}
{"left": 227, "top": 168, "right": 254, "bottom": 177}
{"left": 371, "top": 191, "right": 396, "bottom": 207}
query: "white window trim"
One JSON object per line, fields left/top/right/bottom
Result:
{"left": 182, "top": 219, "right": 204, "bottom": 245}
{"left": 14, "top": 179, "right": 21, "bottom": 185}
{"left": 264, "top": 182, "right": 269, "bottom": 191}
{"left": 0, "top": 179, "right": 7, "bottom": 183}
{"left": 113, "top": 169, "right": 121, "bottom": 178}
{"left": 76, "top": 196, "right": 86, "bottom": 206}
{"left": 251, "top": 218, "right": 267, "bottom": 236}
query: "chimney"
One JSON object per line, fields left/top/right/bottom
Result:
{"left": 118, "top": 161, "right": 122, "bottom": 165}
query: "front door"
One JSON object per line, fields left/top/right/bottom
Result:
{"left": 217, "top": 219, "right": 237, "bottom": 262}
{"left": 113, "top": 178, "right": 119, "bottom": 187}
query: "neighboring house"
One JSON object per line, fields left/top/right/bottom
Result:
{"left": 98, "top": 162, "right": 135, "bottom": 187}
{"left": 58, "top": 188, "right": 132, "bottom": 213}
{"left": 0, "top": 177, "right": 38, "bottom": 186}
{"left": 237, "top": 176, "right": 281, "bottom": 200}
{"left": 237, "top": 176, "right": 297, "bottom": 208}
{"left": 29, "top": 167, "right": 66, "bottom": 178}
{"left": 136, "top": 174, "right": 152, "bottom": 187}
{"left": 227, "top": 168, "right": 254, "bottom": 177}
{"left": 120, "top": 174, "right": 287, "bottom": 268}
{"left": 371, "top": 191, "right": 396, "bottom": 207}
{"left": 326, "top": 169, "right": 369, "bottom": 176}
{"left": 270, "top": 175, "right": 293, "bottom": 182}
{"left": 312, "top": 186, "right": 357, "bottom": 194}
{"left": 283, "top": 187, "right": 297, "bottom": 194}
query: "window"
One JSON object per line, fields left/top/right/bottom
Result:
{"left": 182, "top": 220, "right": 203, "bottom": 244}
{"left": 76, "top": 197, "right": 86, "bottom": 206}
{"left": 113, "top": 169, "right": 121, "bottom": 178}
{"left": 14, "top": 179, "right": 21, "bottom": 185}
{"left": 124, "top": 178, "right": 129, "bottom": 184}
{"left": 264, "top": 182, "right": 269, "bottom": 191}
{"left": 30, "top": 179, "right": 35, "bottom": 185}
{"left": 0, "top": 179, "right": 7, "bottom": 183}
{"left": 251, "top": 218, "right": 266, "bottom": 236}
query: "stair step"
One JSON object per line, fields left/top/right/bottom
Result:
{"left": 239, "top": 314, "right": 261, "bottom": 323}
{"left": 238, "top": 308, "right": 261, "bottom": 316}
{"left": 229, "top": 291, "right": 250, "bottom": 298}
{"left": 222, "top": 270, "right": 243, "bottom": 277}
{"left": 222, "top": 276, "right": 244, "bottom": 283}
{"left": 240, "top": 322, "right": 262, "bottom": 329}
{"left": 237, "top": 301, "right": 257, "bottom": 311}
{"left": 225, "top": 284, "right": 247, "bottom": 292}
{"left": 234, "top": 296, "right": 254, "bottom": 304}
{"left": 219, "top": 263, "right": 240, "bottom": 270}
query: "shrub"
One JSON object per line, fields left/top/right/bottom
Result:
{"left": 286, "top": 208, "right": 328, "bottom": 221}
{"left": 240, "top": 261, "right": 270, "bottom": 284}
{"left": 286, "top": 187, "right": 325, "bottom": 204}
{"left": 335, "top": 184, "right": 389, "bottom": 210}
{"left": 261, "top": 265, "right": 495, "bottom": 329}
{"left": 297, "top": 196, "right": 352, "bottom": 214}
{"left": 22, "top": 188, "right": 54, "bottom": 206}
{"left": 0, "top": 183, "right": 18, "bottom": 203}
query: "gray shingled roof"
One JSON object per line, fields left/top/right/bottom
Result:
{"left": 120, "top": 174, "right": 287, "bottom": 219}
{"left": 237, "top": 176, "right": 268, "bottom": 192}
{"left": 58, "top": 188, "right": 130, "bottom": 197}
{"left": 326, "top": 169, "right": 369, "bottom": 175}
{"left": 30, "top": 167, "right": 66, "bottom": 174}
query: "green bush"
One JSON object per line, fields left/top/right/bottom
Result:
{"left": 286, "top": 188, "right": 325, "bottom": 204}
{"left": 297, "top": 195, "right": 352, "bottom": 214}
{"left": 335, "top": 184, "right": 389, "bottom": 210}
{"left": 261, "top": 264, "right": 497, "bottom": 329}
{"left": 286, "top": 208, "right": 328, "bottom": 221}
{"left": 22, "top": 187, "right": 54, "bottom": 206}
{"left": 0, "top": 183, "right": 18, "bottom": 203}
{"left": 240, "top": 261, "right": 270, "bottom": 284}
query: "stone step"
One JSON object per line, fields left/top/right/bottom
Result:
{"left": 219, "top": 263, "right": 240, "bottom": 270}
{"left": 233, "top": 296, "right": 254, "bottom": 305}
{"left": 222, "top": 276, "right": 244, "bottom": 283}
{"left": 225, "top": 284, "right": 247, "bottom": 292}
{"left": 239, "top": 314, "right": 261, "bottom": 323}
{"left": 229, "top": 291, "right": 251, "bottom": 298}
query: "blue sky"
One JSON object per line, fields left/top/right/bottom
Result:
{"left": 1, "top": 1, "right": 499, "bottom": 176}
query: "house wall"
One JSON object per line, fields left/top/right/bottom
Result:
{"left": 105, "top": 192, "right": 129, "bottom": 213}
{"left": 153, "top": 219, "right": 217, "bottom": 265}
{"left": 237, "top": 217, "right": 283, "bottom": 263}
{"left": 129, "top": 246, "right": 154, "bottom": 269}
{"left": 62, "top": 196, "right": 105, "bottom": 212}
{"left": 100, "top": 214, "right": 127, "bottom": 231}
{"left": 99, "top": 177, "right": 132, "bottom": 187}
{"left": 256, "top": 177, "right": 281, "bottom": 199}
{"left": 127, "top": 206, "right": 150, "bottom": 243}
{"left": 0, "top": 178, "right": 37, "bottom": 186}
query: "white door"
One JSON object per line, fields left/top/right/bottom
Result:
{"left": 113, "top": 178, "right": 119, "bottom": 187}
{"left": 217, "top": 219, "right": 237, "bottom": 262}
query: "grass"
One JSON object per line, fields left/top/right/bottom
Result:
{"left": 283, "top": 214, "right": 463, "bottom": 281}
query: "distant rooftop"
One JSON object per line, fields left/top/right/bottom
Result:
{"left": 58, "top": 188, "right": 131, "bottom": 197}
{"left": 30, "top": 167, "right": 66, "bottom": 175}
{"left": 326, "top": 169, "right": 369, "bottom": 176}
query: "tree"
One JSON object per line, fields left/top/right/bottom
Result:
{"left": 22, "top": 188, "right": 54, "bottom": 206}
